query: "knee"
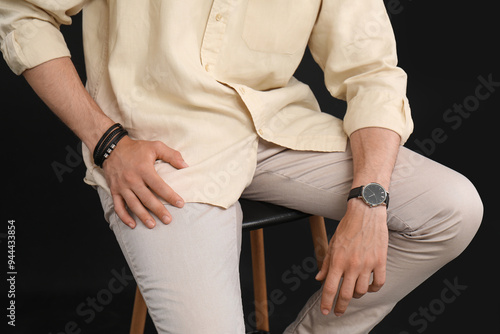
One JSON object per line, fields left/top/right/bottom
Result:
{"left": 149, "top": 289, "right": 245, "bottom": 334}
{"left": 432, "top": 171, "right": 483, "bottom": 257}
{"left": 448, "top": 172, "right": 482, "bottom": 230}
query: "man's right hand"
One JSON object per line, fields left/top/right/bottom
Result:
{"left": 102, "top": 136, "right": 189, "bottom": 229}
{"left": 22, "top": 57, "right": 187, "bottom": 229}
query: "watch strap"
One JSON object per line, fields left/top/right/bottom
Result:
{"left": 347, "top": 186, "right": 363, "bottom": 201}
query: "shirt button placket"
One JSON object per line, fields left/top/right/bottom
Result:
{"left": 201, "top": 0, "right": 232, "bottom": 74}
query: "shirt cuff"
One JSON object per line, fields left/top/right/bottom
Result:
{"left": 343, "top": 90, "right": 414, "bottom": 145}
{"left": 1, "top": 20, "right": 70, "bottom": 75}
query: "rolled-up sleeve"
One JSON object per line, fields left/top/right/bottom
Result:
{"left": 308, "top": 0, "right": 413, "bottom": 144}
{"left": 0, "top": 0, "right": 83, "bottom": 75}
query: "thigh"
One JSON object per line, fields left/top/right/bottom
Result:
{"left": 97, "top": 187, "right": 245, "bottom": 334}
{"left": 243, "top": 139, "right": 482, "bottom": 235}
{"left": 242, "top": 139, "right": 354, "bottom": 220}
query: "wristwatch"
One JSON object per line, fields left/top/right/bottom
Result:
{"left": 347, "top": 182, "right": 389, "bottom": 209}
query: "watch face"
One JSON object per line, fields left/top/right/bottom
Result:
{"left": 362, "top": 183, "right": 387, "bottom": 206}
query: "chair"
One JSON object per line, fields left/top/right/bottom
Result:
{"left": 129, "top": 199, "right": 329, "bottom": 334}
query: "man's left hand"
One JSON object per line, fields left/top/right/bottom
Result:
{"left": 315, "top": 199, "right": 389, "bottom": 316}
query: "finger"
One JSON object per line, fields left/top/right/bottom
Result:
{"left": 315, "top": 248, "right": 331, "bottom": 281}
{"left": 112, "top": 194, "right": 136, "bottom": 229}
{"left": 121, "top": 189, "right": 157, "bottom": 229}
{"left": 133, "top": 182, "right": 173, "bottom": 225}
{"left": 353, "top": 272, "right": 371, "bottom": 299}
{"left": 333, "top": 276, "right": 356, "bottom": 316}
{"left": 319, "top": 269, "right": 342, "bottom": 315}
{"left": 153, "top": 141, "right": 189, "bottom": 169}
{"left": 368, "top": 265, "right": 386, "bottom": 293}
{"left": 143, "top": 171, "right": 185, "bottom": 209}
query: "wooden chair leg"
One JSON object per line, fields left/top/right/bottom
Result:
{"left": 250, "top": 228, "right": 270, "bottom": 332}
{"left": 130, "top": 286, "right": 147, "bottom": 334}
{"left": 309, "top": 216, "right": 329, "bottom": 270}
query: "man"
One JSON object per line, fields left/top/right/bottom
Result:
{"left": 0, "top": 0, "right": 482, "bottom": 333}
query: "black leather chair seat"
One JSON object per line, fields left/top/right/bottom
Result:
{"left": 240, "top": 198, "right": 311, "bottom": 231}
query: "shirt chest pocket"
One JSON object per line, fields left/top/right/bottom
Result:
{"left": 242, "top": 0, "right": 321, "bottom": 55}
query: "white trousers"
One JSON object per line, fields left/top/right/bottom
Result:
{"left": 97, "top": 140, "right": 483, "bottom": 333}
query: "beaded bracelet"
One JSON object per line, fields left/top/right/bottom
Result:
{"left": 93, "top": 123, "right": 128, "bottom": 168}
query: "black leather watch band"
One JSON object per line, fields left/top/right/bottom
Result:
{"left": 347, "top": 186, "right": 363, "bottom": 201}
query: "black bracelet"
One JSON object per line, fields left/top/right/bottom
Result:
{"left": 102, "top": 129, "right": 128, "bottom": 160}
{"left": 94, "top": 126, "right": 123, "bottom": 162}
{"left": 93, "top": 123, "right": 122, "bottom": 160}
{"left": 93, "top": 123, "right": 128, "bottom": 168}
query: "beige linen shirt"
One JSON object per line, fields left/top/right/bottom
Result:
{"left": 1, "top": 0, "right": 413, "bottom": 208}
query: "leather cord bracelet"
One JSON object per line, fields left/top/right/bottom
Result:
{"left": 94, "top": 126, "right": 123, "bottom": 160}
{"left": 93, "top": 123, "right": 128, "bottom": 168}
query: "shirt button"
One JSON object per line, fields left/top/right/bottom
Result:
{"left": 258, "top": 129, "right": 264, "bottom": 135}
{"left": 215, "top": 13, "right": 223, "bottom": 21}
{"left": 205, "top": 64, "right": 212, "bottom": 72}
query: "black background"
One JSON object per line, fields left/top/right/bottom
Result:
{"left": 1, "top": 1, "right": 498, "bottom": 333}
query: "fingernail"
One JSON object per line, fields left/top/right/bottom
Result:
{"left": 161, "top": 215, "right": 171, "bottom": 224}
{"left": 175, "top": 200, "right": 184, "bottom": 208}
{"left": 181, "top": 161, "right": 189, "bottom": 168}
{"left": 335, "top": 312, "right": 344, "bottom": 317}
{"left": 146, "top": 219, "right": 155, "bottom": 228}
{"left": 322, "top": 308, "right": 329, "bottom": 315}
{"left": 315, "top": 271, "right": 321, "bottom": 280}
